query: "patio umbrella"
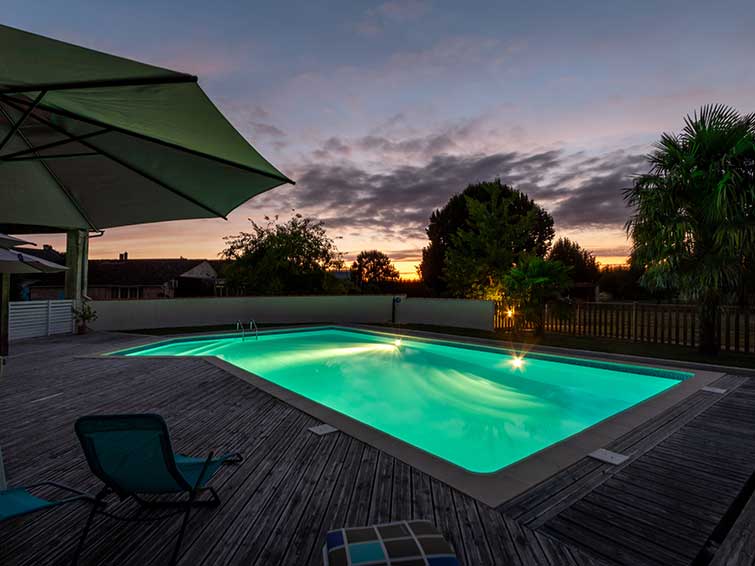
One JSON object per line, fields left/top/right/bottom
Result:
{"left": 0, "top": 234, "right": 67, "bottom": 374}
{"left": 0, "top": 234, "right": 32, "bottom": 248}
{"left": 0, "top": 24, "right": 294, "bottom": 234}
{"left": 0, "top": 247, "right": 69, "bottom": 274}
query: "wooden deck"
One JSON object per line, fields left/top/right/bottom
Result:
{"left": 1, "top": 331, "right": 754, "bottom": 566}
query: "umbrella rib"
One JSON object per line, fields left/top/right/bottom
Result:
{"left": 2, "top": 98, "right": 230, "bottom": 220}
{"left": 0, "top": 74, "right": 198, "bottom": 95}
{"left": 2, "top": 94, "right": 295, "bottom": 185}
{"left": 0, "top": 90, "right": 45, "bottom": 152}
{"left": 5, "top": 152, "right": 100, "bottom": 161}
{"left": 0, "top": 128, "right": 111, "bottom": 160}
{"left": 0, "top": 100, "right": 99, "bottom": 232}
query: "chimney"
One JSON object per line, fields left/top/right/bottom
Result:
{"left": 119, "top": 252, "right": 128, "bottom": 261}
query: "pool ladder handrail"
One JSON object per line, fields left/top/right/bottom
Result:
{"left": 236, "top": 320, "right": 258, "bottom": 341}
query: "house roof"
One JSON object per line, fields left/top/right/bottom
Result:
{"left": 17, "top": 257, "right": 226, "bottom": 287}
{"left": 17, "top": 245, "right": 66, "bottom": 265}
{"left": 87, "top": 259, "right": 215, "bottom": 286}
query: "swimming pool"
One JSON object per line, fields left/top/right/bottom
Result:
{"left": 114, "top": 327, "right": 691, "bottom": 474}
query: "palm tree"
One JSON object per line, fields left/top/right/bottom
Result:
{"left": 504, "top": 255, "right": 572, "bottom": 336}
{"left": 624, "top": 105, "right": 755, "bottom": 355}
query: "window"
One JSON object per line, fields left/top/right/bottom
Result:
{"left": 111, "top": 287, "right": 142, "bottom": 300}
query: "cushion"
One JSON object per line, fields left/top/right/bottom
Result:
{"left": 323, "top": 520, "right": 459, "bottom": 566}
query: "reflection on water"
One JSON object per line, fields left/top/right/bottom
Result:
{"left": 130, "top": 329, "right": 678, "bottom": 472}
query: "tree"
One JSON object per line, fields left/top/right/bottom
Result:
{"left": 504, "top": 255, "right": 572, "bottom": 336}
{"left": 420, "top": 180, "right": 554, "bottom": 294}
{"left": 597, "top": 265, "right": 648, "bottom": 301}
{"left": 625, "top": 105, "right": 755, "bottom": 355}
{"left": 439, "top": 182, "right": 555, "bottom": 298}
{"left": 221, "top": 214, "right": 343, "bottom": 295}
{"left": 548, "top": 238, "right": 599, "bottom": 284}
{"left": 350, "top": 250, "right": 400, "bottom": 290}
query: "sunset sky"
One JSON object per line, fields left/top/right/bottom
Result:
{"left": 7, "top": 1, "right": 755, "bottom": 278}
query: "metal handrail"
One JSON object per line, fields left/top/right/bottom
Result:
{"left": 236, "top": 320, "right": 245, "bottom": 341}
{"left": 249, "top": 320, "right": 258, "bottom": 341}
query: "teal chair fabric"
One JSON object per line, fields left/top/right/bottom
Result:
{"left": 0, "top": 482, "right": 91, "bottom": 522}
{"left": 0, "top": 488, "right": 53, "bottom": 520}
{"left": 75, "top": 414, "right": 238, "bottom": 495}
{"left": 72, "top": 414, "right": 242, "bottom": 566}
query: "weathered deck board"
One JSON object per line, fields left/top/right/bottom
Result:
{"left": 500, "top": 374, "right": 749, "bottom": 529}
{"left": 541, "top": 379, "right": 755, "bottom": 566}
{"left": 0, "top": 332, "right": 753, "bottom": 566}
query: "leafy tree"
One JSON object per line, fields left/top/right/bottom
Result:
{"left": 350, "top": 250, "right": 400, "bottom": 290}
{"left": 420, "top": 180, "right": 554, "bottom": 294}
{"left": 624, "top": 105, "right": 755, "bottom": 355}
{"left": 440, "top": 182, "right": 555, "bottom": 298}
{"left": 597, "top": 265, "right": 648, "bottom": 301}
{"left": 504, "top": 255, "right": 573, "bottom": 336}
{"left": 221, "top": 214, "right": 343, "bottom": 295}
{"left": 548, "top": 238, "right": 600, "bottom": 284}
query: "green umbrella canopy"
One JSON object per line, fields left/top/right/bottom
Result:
{"left": 0, "top": 24, "right": 293, "bottom": 233}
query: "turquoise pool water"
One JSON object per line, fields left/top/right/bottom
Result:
{"left": 116, "top": 328, "right": 689, "bottom": 473}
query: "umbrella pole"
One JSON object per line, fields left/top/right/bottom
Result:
{"left": 0, "top": 275, "right": 6, "bottom": 488}
{"left": 0, "top": 272, "right": 9, "bottom": 379}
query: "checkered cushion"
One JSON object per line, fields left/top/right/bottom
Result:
{"left": 323, "top": 520, "right": 459, "bottom": 565}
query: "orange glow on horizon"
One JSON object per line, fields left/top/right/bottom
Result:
{"left": 21, "top": 233, "right": 629, "bottom": 279}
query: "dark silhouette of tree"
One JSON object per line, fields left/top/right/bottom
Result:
{"left": 221, "top": 214, "right": 343, "bottom": 295}
{"left": 548, "top": 238, "right": 600, "bottom": 284}
{"left": 420, "top": 180, "right": 554, "bottom": 295}
{"left": 625, "top": 104, "right": 755, "bottom": 355}
{"left": 350, "top": 250, "right": 399, "bottom": 291}
{"left": 504, "top": 255, "right": 572, "bottom": 336}
{"left": 597, "top": 265, "right": 641, "bottom": 300}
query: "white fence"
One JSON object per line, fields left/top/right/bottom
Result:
{"left": 90, "top": 295, "right": 396, "bottom": 331}
{"left": 9, "top": 300, "right": 76, "bottom": 340}
{"left": 395, "top": 298, "right": 494, "bottom": 331}
{"left": 89, "top": 295, "right": 494, "bottom": 333}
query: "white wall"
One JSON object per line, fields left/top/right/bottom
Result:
{"left": 397, "top": 298, "right": 494, "bottom": 331}
{"left": 90, "top": 295, "right": 395, "bottom": 331}
{"left": 89, "top": 295, "right": 495, "bottom": 332}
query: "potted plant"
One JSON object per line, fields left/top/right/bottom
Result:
{"left": 73, "top": 301, "right": 98, "bottom": 334}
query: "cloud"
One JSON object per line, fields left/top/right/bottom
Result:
{"left": 354, "top": 0, "right": 430, "bottom": 36}
{"left": 250, "top": 121, "right": 287, "bottom": 139}
{"left": 254, "top": 136, "right": 648, "bottom": 254}
{"left": 548, "top": 151, "right": 647, "bottom": 228}
{"left": 312, "top": 137, "right": 352, "bottom": 159}
{"left": 342, "top": 247, "right": 422, "bottom": 263}
{"left": 373, "top": 0, "right": 430, "bottom": 21}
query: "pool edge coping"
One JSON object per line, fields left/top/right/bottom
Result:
{"left": 91, "top": 324, "right": 727, "bottom": 508}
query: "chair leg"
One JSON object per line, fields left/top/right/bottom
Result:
{"left": 169, "top": 492, "right": 197, "bottom": 566}
{"left": 71, "top": 488, "right": 108, "bottom": 565}
{"left": 205, "top": 486, "right": 221, "bottom": 506}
